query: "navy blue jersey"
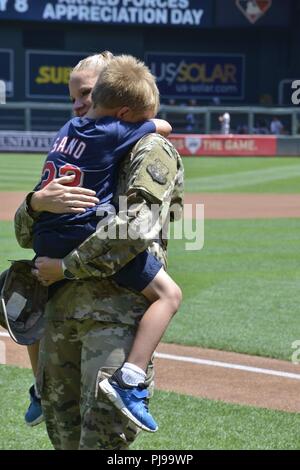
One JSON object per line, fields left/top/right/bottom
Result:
{"left": 33, "top": 116, "right": 155, "bottom": 258}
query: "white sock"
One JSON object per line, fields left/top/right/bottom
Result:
{"left": 120, "top": 362, "right": 146, "bottom": 387}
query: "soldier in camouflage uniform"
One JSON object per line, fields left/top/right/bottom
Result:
{"left": 14, "top": 132, "right": 184, "bottom": 450}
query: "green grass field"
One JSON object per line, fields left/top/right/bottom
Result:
{"left": 183, "top": 157, "right": 300, "bottom": 193}
{"left": 167, "top": 218, "right": 300, "bottom": 360}
{"left": 0, "top": 153, "right": 299, "bottom": 450}
{"left": 1, "top": 216, "right": 299, "bottom": 361}
{"left": 1, "top": 365, "right": 300, "bottom": 451}
{"left": 1, "top": 154, "right": 300, "bottom": 192}
{"left": 0, "top": 154, "right": 299, "bottom": 359}
{"left": 0, "top": 154, "right": 45, "bottom": 191}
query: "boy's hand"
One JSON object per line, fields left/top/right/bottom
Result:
{"left": 32, "top": 257, "right": 64, "bottom": 286}
{"left": 151, "top": 119, "right": 172, "bottom": 137}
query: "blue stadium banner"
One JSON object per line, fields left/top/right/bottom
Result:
{"left": 26, "top": 50, "right": 89, "bottom": 100}
{"left": 0, "top": 49, "right": 14, "bottom": 98}
{"left": 146, "top": 53, "right": 245, "bottom": 100}
{"left": 0, "top": 0, "right": 212, "bottom": 27}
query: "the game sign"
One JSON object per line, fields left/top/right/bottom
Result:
{"left": 26, "top": 50, "right": 89, "bottom": 100}
{"left": 0, "top": 49, "right": 14, "bottom": 98}
{"left": 146, "top": 53, "right": 245, "bottom": 100}
{"left": 169, "top": 134, "right": 277, "bottom": 156}
{"left": 0, "top": 0, "right": 213, "bottom": 27}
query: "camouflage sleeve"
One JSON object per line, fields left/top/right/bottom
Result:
{"left": 14, "top": 193, "right": 40, "bottom": 249}
{"left": 170, "top": 153, "right": 184, "bottom": 221}
{"left": 63, "top": 134, "right": 181, "bottom": 279}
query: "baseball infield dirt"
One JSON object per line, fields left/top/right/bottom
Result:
{"left": 1, "top": 192, "right": 300, "bottom": 220}
{"left": 1, "top": 329, "right": 300, "bottom": 413}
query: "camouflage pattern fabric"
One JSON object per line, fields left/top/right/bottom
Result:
{"left": 0, "top": 260, "right": 48, "bottom": 345}
{"left": 14, "top": 134, "right": 184, "bottom": 450}
{"left": 14, "top": 134, "right": 184, "bottom": 270}
{"left": 61, "top": 134, "right": 183, "bottom": 278}
{"left": 37, "top": 288, "right": 154, "bottom": 450}
{"left": 14, "top": 194, "right": 39, "bottom": 250}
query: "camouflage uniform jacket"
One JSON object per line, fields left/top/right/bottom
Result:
{"left": 15, "top": 134, "right": 184, "bottom": 270}
{"left": 14, "top": 134, "right": 184, "bottom": 293}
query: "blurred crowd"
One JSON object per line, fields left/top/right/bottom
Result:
{"left": 161, "top": 98, "right": 288, "bottom": 135}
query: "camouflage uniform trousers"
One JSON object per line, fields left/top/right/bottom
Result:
{"left": 36, "top": 278, "right": 154, "bottom": 450}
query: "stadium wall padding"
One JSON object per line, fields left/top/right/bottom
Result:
{"left": 0, "top": 132, "right": 299, "bottom": 156}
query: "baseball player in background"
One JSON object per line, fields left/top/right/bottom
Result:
{"left": 219, "top": 112, "right": 231, "bottom": 135}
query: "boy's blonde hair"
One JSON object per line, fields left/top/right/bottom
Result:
{"left": 71, "top": 51, "right": 114, "bottom": 76}
{"left": 92, "top": 55, "right": 160, "bottom": 116}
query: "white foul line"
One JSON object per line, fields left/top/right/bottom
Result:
{"left": 154, "top": 352, "right": 300, "bottom": 381}
{"left": 1, "top": 329, "right": 299, "bottom": 381}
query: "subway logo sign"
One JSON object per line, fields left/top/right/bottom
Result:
{"left": 26, "top": 50, "right": 90, "bottom": 100}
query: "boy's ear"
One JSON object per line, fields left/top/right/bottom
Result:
{"left": 116, "top": 106, "right": 130, "bottom": 120}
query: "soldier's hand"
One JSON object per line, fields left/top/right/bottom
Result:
{"left": 32, "top": 257, "right": 64, "bottom": 285}
{"left": 30, "top": 175, "right": 99, "bottom": 214}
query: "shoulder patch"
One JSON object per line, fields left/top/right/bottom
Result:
{"left": 146, "top": 159, "right": 169, "bottom": 185}
{"left": 129, "top": 136, "right": 178, "bottom": 203}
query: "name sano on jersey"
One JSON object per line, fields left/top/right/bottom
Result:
{"left": 50, "top": 136, "right": 87, "bottom": 159}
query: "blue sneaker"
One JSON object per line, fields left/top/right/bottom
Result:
{"left": 99, "top": 369, "right": 158, "bottom": 433}
{"left": 24, "top": 385, "right": 44, "bottom": 426}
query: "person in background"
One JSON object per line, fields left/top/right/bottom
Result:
{"left": 219, "top": 112, "right": 230, "bottom": 135}
{"left": 185, "top": 99, "right": 197, "bottom": 132}
{"left": 255, "top": 119, "right": 269, "bottom": 135}
{"left": 270, "top": 116, "right": 284, "bottom": 135}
